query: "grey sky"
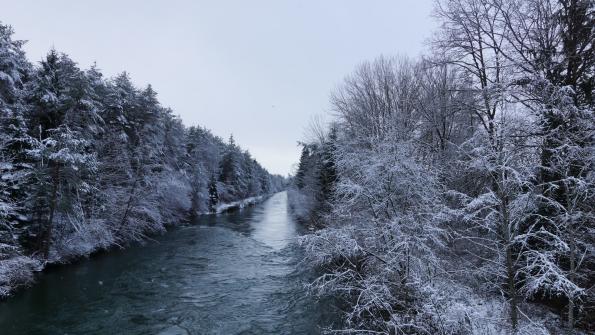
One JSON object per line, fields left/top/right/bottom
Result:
{"left": 2, "top": 0, "right": 435, "bottom": 175}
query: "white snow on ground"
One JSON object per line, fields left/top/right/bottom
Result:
{"left": 215, "top": 195, "right": 267, "bottom": 214}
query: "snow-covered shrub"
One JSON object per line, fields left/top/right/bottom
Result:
{"left": 100, "top": 181, "right": 165, "bottom": 245}
{"left": 215, "top": 181, "right": 234, "bottom": 205}
{"left": 287, "top": 186, "right": 315, "bottom": 221}
{"left": 49, "top": 213, "right": 115, "bottom": 262}
{"left": 0, "top": 244, "right": 40, "bottom": 297}
{"left": 156, "top": 172, "right": 192, "bottom": 222}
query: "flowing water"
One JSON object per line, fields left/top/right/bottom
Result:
{"left": 0, "top": 192, "right": 335, "bottom": 334}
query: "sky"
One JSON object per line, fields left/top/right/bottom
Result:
{"left": 1, "top": 0, "right": 436, "bottom": 175}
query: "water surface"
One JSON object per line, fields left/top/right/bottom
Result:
{"left": 0, "top": 192, "right": 334, "bottom": 334}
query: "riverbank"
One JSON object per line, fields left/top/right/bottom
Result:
{"left": 0, "top": 193, "right": 277, "bottom": 300}
{"left": 215, "top": 194, "right": 269, "bottom": 214}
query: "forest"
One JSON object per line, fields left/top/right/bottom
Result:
{"left": 290, "top": 0, "right": 594, "bottom": 333}
{"left": 0, "top": 22, "right": 285, "bottom": 298}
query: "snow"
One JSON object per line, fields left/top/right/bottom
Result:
{"left": 215, "top": 195, "right": 267, "bottom": 214}
{"left": 0, "top": 255, "right": 41, "bottom": 298}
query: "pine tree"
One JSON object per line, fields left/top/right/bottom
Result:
{"left": 218, "top": 135, "right": 242, "bottom": 201}
{"left": 208, "top": 174, "right": 218, "bottom": 213}
{"left": 25, "top": 50, "right": 101, "bottom": 258}
{"left": 317, "top": 126, "right": 337, "bottom": 212}
{"left": 295, "top": 145, "right": 310, "bottom": 190}
{"left": 0, "top": 22, "right": 33, "bottom": 252}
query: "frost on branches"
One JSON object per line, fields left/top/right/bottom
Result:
{"left": 291, "top": 0, "right": 594, "bottom": 331}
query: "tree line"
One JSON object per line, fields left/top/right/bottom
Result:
{"left": 0, "top": 23, "right": 285, "bottom": 297}
{"left": 290, "top": 0, "right": 593, "bottom": 333}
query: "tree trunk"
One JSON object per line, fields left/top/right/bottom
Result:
{"left": 116, "top": 178, "right": 139, "bottom": 234}
{"left": 43, "top": 165, "right": 60, "bottom": 260}
{"left": 501, "top": 193, "right": 519, "bottom": 330}
{"left": 506, "top": 245, "right": 519, "bottom": 330}
{"left": 566, "top": 183, "right": 576, "bottom": 330}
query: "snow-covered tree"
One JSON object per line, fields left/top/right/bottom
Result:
{"left": 0, "top": 22, "right": 32, "bottom": 249}
{"left": 0, "top": 21, "right": 284, "bottom": 296}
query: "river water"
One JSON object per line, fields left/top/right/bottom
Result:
{"left": 0, "top": 192, "right": 335, "bottom": 334}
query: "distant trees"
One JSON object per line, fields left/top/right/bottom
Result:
{"left": 0, "top": 22, "right": 285, "bottom": 297}
{"left": 292, "top": 0, "right": 594, "bottom": 332}
{"left": 208, "top": 174, "right": 219, "bottom": 214}
{"left": 217, "top": 135, "right": 281, "bottom": 203}
{"left": 218, "top": 135, "right": 243, "bottom": 201}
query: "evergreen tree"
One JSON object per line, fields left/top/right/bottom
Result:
{"left": 0, "top": 22, "right": 33, "bottom": 252}
{"left": 317, "top": 126, "right": 337, "bottom": 211}
{"left": 208, "top": 174, "right": 219, "bottom": 213}
{"left": 295, "top": 145, "right": 310, "bottom": 190}
{"left": 218, "top": 135, "right": 241, "bottom": 201}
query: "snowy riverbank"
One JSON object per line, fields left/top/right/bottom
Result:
{"left": 215, "top": 195, "right": 269, "bottom": 214}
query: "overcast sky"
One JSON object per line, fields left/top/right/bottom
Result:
{"left": 1, "top": 0, "right": 435, "bottom": 175}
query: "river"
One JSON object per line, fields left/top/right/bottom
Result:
{"left": 0, "top": 192, "right": 336, "bottom": 334}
